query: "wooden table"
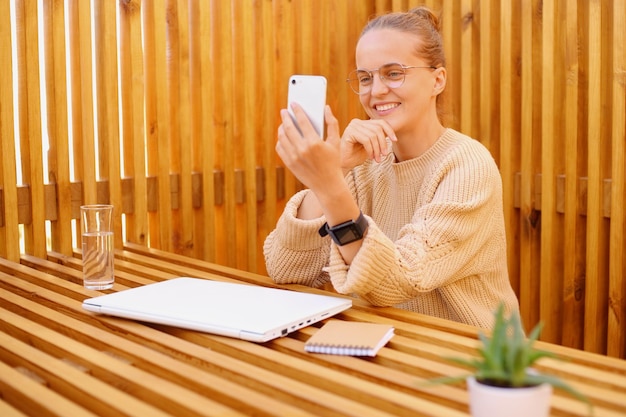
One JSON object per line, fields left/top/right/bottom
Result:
{"left": 1, "top": 243, "right": 625, "bottom": 417}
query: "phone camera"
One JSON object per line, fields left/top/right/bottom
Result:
{"left": 291, "top": 79, "right": 296, "bottom": 85}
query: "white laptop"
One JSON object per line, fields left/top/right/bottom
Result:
{"left": 82, "top": 277, "right": 352, "bottom": 342}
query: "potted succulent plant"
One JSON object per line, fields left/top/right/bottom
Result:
{"left": 429, "top": 303, "right": 592, "bottom": 417}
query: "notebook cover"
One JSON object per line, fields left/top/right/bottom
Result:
{"left": 304, "top": 320, "right": 394, "bottom": 356}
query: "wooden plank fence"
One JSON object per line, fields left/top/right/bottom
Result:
{"left": 0, "top": 0, "right": 624, "bottom": 358}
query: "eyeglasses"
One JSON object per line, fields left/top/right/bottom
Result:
{"left": 346, "top": 63, "right": 437, "bottom": 95}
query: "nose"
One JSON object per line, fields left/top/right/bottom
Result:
{"left": 369, "top": 71, "right": 389, "bottom": 96}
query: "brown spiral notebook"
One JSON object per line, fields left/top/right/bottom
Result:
{"left": 304, "top": 320, "right": 394, "bottom": 356}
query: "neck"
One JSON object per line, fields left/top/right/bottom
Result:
{"left": 392, "top": 122, "right": 446, "bottom": 162}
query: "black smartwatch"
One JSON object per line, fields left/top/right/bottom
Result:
{"left": 318, "top": 211, "right": 368, "bottom": 246}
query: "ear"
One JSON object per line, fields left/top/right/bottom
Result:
{"left": 432, "top": 67, "right": 447, "bottom": 96}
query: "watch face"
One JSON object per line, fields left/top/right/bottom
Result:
{"left": 335, "top": 225, "right": 361, "bottom": 243}
{"left": 325, "top": 212, "right": 367, "bottom": 246}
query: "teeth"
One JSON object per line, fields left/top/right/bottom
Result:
{"left": 376, "top": 103, "right": 398, "bottom": 111}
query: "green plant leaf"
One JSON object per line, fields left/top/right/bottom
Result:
{"left": 444, "top": 356, "right": 483, "bottom": 370}
{"left": 484, "top": 303, "right": 507, "bottom": 374}
{"left": 526, "top": 349, "right": 557, "bottom": 366}
{"left": 526, "top": 320, "right": 543, "bottom": 343}
{"left": 508, "top": 312, "right": 527, "bottom": 386}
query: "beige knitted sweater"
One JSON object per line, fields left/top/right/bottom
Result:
{"left": 263, "top": 128, "right": 519, "bottom": 328}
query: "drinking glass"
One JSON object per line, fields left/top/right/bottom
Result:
{"left": 80, "top": 204, "right": 114, "bottom": 290}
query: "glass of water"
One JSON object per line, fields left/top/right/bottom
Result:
{"left": 80, "top": 204, "right": 114, "bottom": 290}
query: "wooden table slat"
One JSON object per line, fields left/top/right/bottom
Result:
{"left": 0, "top": 360, "right": 97, "bottom": 417}
{"left": 0, "top": 330, "right": 176, "bottom": 417}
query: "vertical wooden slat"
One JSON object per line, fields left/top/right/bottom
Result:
{"left": 272, "top": 0, "right": 295, "bottom": 218}
{"left": 607, "top": 0, "right": 626, "bottom": 358}
{"left": 584, "top": 0, "right": 609, "bottom": 354}
{"left": 165, "top": 0, "right": 193, "bottom": 257}
{"left": 177, "top": 0, "right": 193, "bottom": 257}
{"left": 390, "top": 0, "right": 403, "bottom": 11}
{"left": 0, "top": 0, "right": 20, "bottom": 261}
{"left": 43, "top": 0, "right": 72, "bottom": 255}
{"left": 131, "top": 0, "right": 148, "bottom": 242}
{"left": 211, "top": 0, "right": 235, "bottom": 266}
{"left": 499, "top": 2, "right": 520, "bottom": 300}
{"left": 346, "top": 2, "right": 369, "bottom": 125}
{"left": 530, "top": 0, "right": 544, "bottom": 333}
{"left": 539, "top": 0, "right": 563, "bottom": 344}
{"left": 92, "top": 0, "right": 122, "bottom": 247}
{"left": 164, "top": 0, "right": 179, "bottom": 246}
{"left": 142, "top": 0, "right": 160, "bottom": 247}
{"left": 374, "top": 0, "right": 388, "bottom": 13}
{"left": 79, "top": 0, "right": 96, "bottom": 208}
{"left": 189, "top": 0, "right": 209, "bottom": 260}
{"left": 198, "top": 0, "right": 217, "bottom": 262}
{"left": 231, "top": 1, "right": 254, "bottom": 272}
{"left": 15, "top": 0, "right": 47, "bottom": 258}
{"left": 441, "top": 1, "right": 460, "bottom": 130}
{"left": 259, "top": 0, "right": 277, "bottom": 272}
{"left": 561, "top": 0, "right": 585, "bottom": 351}
{"left": 518, "top": 0, "right": 538, "bottom": 330}
{"left": 278, "top": 0, "right": 297, "bottom": 199}
{"left": 238, "top": 0, "right": 264, "bottom": 272}
{"left": 297, "top": 0, "right": 314, "bottom": 72}
{"left": 106, "top": 0, "right": 123, "bottom": 249}
{"left": 68, "top": 0, "right": 96, "bottom": 225}
{"left": 119, "top": 0, "right": 148, "bottom": 247}
{"left": 155, "top": 0, "right": 171, "bottom": 251}
{"left": 478, "top": 0, "right": 492, "bottom": 155}
{"left": 459, "top": 0, "right": 473, "bottom": 137}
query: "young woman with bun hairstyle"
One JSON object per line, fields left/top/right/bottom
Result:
{"left": 264, "top": 7, "right": 519, "bottom": 328}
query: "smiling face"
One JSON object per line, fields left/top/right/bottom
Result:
{"left": 355, "top": 29, "right": 445, "bottom": 140}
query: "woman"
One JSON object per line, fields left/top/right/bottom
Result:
{"left": 263, "top": 6, "right": 519, "bottom": 328}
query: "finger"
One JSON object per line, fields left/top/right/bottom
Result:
{"left": 290, "top": 103, "right": 320, "bottom": 139}
{"left": 277, "top": 118, "right": 305, "bottom": 162}
{"left": 324, "top": 105, "right": 340, "bottom": 147}
{"left": 378, "top": 120, "right": 397, "bottom": 142}
{"left": 279, "top": 109, "right": 293, "bottom": 134}
{"left": 362, "top": 121, "right": 395, "bottom": 161}
{"left": 346, "top": 122, "right": 387, "bottom": 162}
{"left": 279, "top": 109, "right": 307, "bottom": 150}
{"left": 276, "top": 123, "right": 293, "bottom": 163}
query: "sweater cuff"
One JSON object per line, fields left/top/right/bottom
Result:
{"left": 327, "top": 215, "right": 395, "bottom": 294}
{"left": 274, "top": 190, "right": 328, "bottom": 250}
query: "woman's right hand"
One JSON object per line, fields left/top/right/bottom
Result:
{"left": 340, "top": 119, "right": 397, "bottom": 172}
{"left": 276, "top": 104, "right": 344, "bottom": 193}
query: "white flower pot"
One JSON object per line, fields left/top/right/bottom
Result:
{"left": 467, "top": 376, "right": 553, "bottom": 417}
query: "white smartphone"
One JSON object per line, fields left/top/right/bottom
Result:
{"left": 287, "top": 75, "right": 327, "bottom": 138}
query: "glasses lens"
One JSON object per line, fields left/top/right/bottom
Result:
{"left": 347, "top": 70, "right": 370, "bottom": 94}
{"left": 380, "top": 64, "right": 405, "bottom": 88}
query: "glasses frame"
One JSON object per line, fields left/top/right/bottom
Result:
{"left": 346, "top": 63, "right": 437, "bottom": 95}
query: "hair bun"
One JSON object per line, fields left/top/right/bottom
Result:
{"left": 409, "top": 6, "right": 441, "bottom": 33}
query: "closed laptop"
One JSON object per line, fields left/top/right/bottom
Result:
{"left": 82, "top": 277, "right": 352, "bottom": 342}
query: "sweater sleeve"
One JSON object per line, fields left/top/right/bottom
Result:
{"left": 326, "top": 142, "right": 507, "bottom": 308}
{"left": 263, "top": 190, "right": 332, "bottom": 288}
